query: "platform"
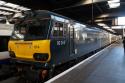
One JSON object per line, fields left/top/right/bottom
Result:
{"left": 46, "top": 43, "right": 125, "bottom": 83}
{"left": 0, "top": 51, "right": 10, "bottom": 60}
{"left": 0, "top": 43, "right": 125, "bottom": 83}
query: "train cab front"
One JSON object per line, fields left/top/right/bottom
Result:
{"left": 8, "top": 17, "right": 52, "bottom": 81}
{"left": 8, "top": 40, "right": 51, "bottom": 63}
{"left": 8, "top": 17, "right": 51, "bottom": 62}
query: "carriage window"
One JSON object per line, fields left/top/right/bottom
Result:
{"left": 70, "top": 26, "right": 74, "bottom": 38}
{"left": 59, "top": 23, "right": 63, "bottom": 36}
{"left": 63, "top": 23, "right": 68, "bottom": 36}
{"left": 53, "top": 22, "right": 66, "bottom": 37}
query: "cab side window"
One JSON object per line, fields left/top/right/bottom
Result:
{"left": 53, "top": 22, "right": 59, "bottom": 37}
{"left": 52, "top": 21, "right": 67, "bottom": 37}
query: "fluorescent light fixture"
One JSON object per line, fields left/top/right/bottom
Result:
{"left": 97, "top": 23, "right": 110, "bottom": 29}
{"left": 0, "top": 0, "right": 30, "bottom": 13}
{"left": 111, "top": 26, "right": 122, "bottom": 29}
{"left": 118, "top": 17, "right": 125, "bottom": 25}
{"left": 4, "top": 3, "right": 19, "bottom": 8}
{"left": 108, "top": 29, "right": 115, "bottom": 33}
{"left": 112, "top": 26, "right": 125, "bottom": 29}
{"left": 0, "top": 0, "right": 31, "bottom": 16}
{"left": 0, "top": 7, "right": 19, "bottom": 12}
{"left": 95, "top": 19, "right": 103, "bottom": 22}
{"left": 108, "top": 0, "right": 120, "bottom": 3}
{"left": 4, "top": 3, "right": 30, "bottom": 11}
{"left": 108, "top": 2, "right": 120, "bottom": 8}
{"left": 97, "top": 23, "right": 106, "bottom": 26}
{"left": 0, "top": 1, "right": 6, "bottom": 5}
{"left": 104, "top": 26, "right": 110, "bottom": 29}
{"left": 99, "top": 14, "right": 109, "bottom": 18}
{"left": 18, "top": 6, "right": 30, "bottom": 11}
{"left": 0, "top": 11, "right": 12, "bottom": 15}
{"left": 108, "top": 0, "right": 120, "bottom": 8}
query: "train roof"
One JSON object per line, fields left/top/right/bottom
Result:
{"left": 24, "top": 10, "right": 112, "bottom": 33}
{"left": 25, "top": 10, "right": 86, "bottom": 24}
{"left": 33, "top": 10, "right": 72, "bottom": 19}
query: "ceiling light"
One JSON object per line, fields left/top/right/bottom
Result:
{"left": 4, "top": 3, "right": 30, "bottom": 11}
{"left": 0, "top": 0, "right": 30, "bottom": 13}
{"left": 97, "top": 23, "right": 111, "bottom": 29}
{"left": 104, "top": 26, "right": 110, "bottom": 29}
{"left": 95, "top": 19, "right": 103, "bottom": 22}
{"left": 112, "top": 26, "right": 125, "bottom": 29}
{"left": 111, "top": 26, "right": 122, "bottom": 29}
{"left": 108, "top": 29, "right": 116, "bottom": 33}
{"left": 111, "top": 26, "right": 125, "bottom": 29}
{"left": 108, "top": 2, "right": 120, "bottom": 8}
{"left": 97, "top": 23, "right": 106, "bottom": 26}
{"left": 4, "top": 3, "right": 19, "bottom": 8}
{"left": 0, "top": 10, "right": 12, "bottom": 15}
{"left": 0, "top": 1, "right": 6, "bottom": 5}
{"left": 108, "top": 0, "right": 120, "bottom": 8}
{"left": 118, "top": 17, "right": 125, "bottom": 25}
{"left": 17, "top": 6, "right": 30, "bottom": 11}
{"left": 0, "top": 7, "right": 19, "bottom": 12}
{"left": 108, "top": 0, "right": 120, "bottom": 3}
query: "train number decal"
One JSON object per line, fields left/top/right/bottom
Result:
{"left": 57, "top": 40, "right": 66, "bottom": 45}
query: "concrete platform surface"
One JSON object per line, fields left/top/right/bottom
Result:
{"left": 47, "top": 43, "right": 125, "bottom": 83}
{"left": 0, "top": 51, "right": 10, "bottom": 60}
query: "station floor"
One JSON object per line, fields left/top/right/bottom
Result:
{"left": 1, "top": 43, "right": 125, "bottom": 83}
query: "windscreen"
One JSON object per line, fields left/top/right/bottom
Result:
{"left": 11, "top": 19, "right": 50, "bottom": 40}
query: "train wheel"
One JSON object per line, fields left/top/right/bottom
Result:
{"left": 39, "top": 69, "right": 48, "bottom": 82}
{"left": 47, "top": 67, "right": 55, "bottom": 80}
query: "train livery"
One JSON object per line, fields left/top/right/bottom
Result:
{"left": 8, "top": 10, "right": 118, "bottom": 81}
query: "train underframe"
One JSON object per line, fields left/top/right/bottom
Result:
{"left": 11, "top": 59, "right": 55, "bottom": 82}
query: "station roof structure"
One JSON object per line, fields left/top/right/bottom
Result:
{"left": 1, "top": 0, "right": 125, "bottom": 35}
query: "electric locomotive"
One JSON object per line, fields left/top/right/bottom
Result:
{"left": 8, "top": 10, "right": 118, "bottom": 81}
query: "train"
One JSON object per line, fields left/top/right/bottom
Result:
{"left": 8, "top": 10, "right": 119, "bottom": 82}
{"left": 0, "top": 24, "right": 14, "bottom": 79}
{"left": 0, "top": 24, "right": 14, "bottom": 67}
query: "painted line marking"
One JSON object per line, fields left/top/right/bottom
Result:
{"left": 45, "top": 44, "right": 112, "bottom": 83}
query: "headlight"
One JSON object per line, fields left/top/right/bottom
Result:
{"left": 33, "top": 53, "right": 49, "bottom": 61}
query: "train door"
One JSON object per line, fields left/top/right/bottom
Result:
{"left": 69, "top": 23, "right": 75, "bottom": 56}
{"left": 51, "top": 20, "right": 70, "bottom": 64}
